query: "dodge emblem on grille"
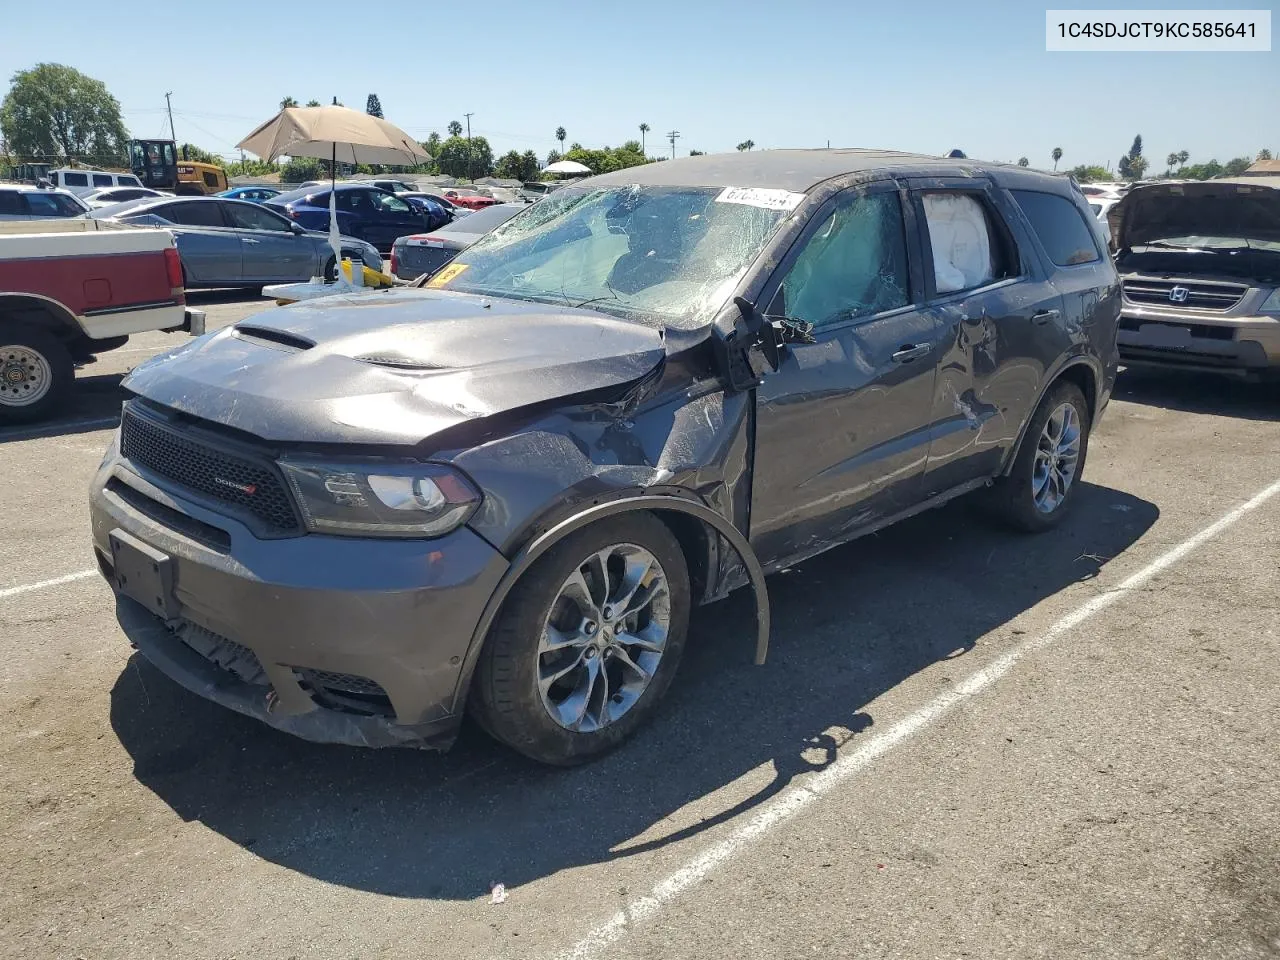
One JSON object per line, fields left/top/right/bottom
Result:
{"left": 214, "top": 477, "right": 257, "bottom": 496}
{"left": 1169, "top": 286, "right": 1190, "bottom": 303}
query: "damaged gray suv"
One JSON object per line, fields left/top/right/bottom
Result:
{"left": 90, "top": 150, "right": 1120, "bottom": 764}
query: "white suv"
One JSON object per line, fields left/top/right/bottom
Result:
{"left": 0, "top": 185, "right": 91, "bottom": 220}
{"left": 47, "top": 168, "right": 145, "bottom": 196}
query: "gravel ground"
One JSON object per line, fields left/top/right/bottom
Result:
{"left": 2, "top": 292, "right": 1277, "bottom": 960}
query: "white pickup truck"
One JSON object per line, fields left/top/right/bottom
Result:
{"left": 0, "top": 219, "right": 204, "bottom": 423}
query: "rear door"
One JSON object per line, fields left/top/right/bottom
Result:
{"left": 904, "top": 178, "right": 1065, "bottom": 496}
{"left": 749, "top": 180, "right": 945, "bottom": 567}
{"left": 368, "top": 190, "right": 427, "bottom": 250}
{"left": 157, "top": 201, "right": 243, "bottom": 284}
{"left": 333, "top": 189, "right": 380, "bottom": 246}
{"left": 223, "top": 201, "right": 316, "bottom": 281}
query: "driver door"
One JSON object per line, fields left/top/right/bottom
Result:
{"left": 749, "top": 181, "right": 945, "bottom": 568}
{"left": 223, "top": 201, "right": 314, "bottom": 281}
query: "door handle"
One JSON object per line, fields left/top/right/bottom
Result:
{"left": 891, "top": 343, "right": 931, "bottom": 363}
{"left": 1031, "top": 308, "right": 1060, "bottom": 324}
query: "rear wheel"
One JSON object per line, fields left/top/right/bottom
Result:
{"left": 0, "top": 324, "right": 73, "bottom": 424}
{"left": 322, "top": 257, "right": 339, "bottom": 282}
{"left": 471, "top": 513, "right": 690, "bottom": 765}
{"left": 987, "top": 381, "right": 1090, "bottom": 532}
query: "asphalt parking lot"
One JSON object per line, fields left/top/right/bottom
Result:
{"left": 2, "top": 291, "right": 1278, "bottom": 960}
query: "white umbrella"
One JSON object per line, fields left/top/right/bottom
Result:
{"left": 543, "top": 159, "right": 592, "bottom": 175}
{"left": 237, "top": 105, "right": 432, "bottom": 276}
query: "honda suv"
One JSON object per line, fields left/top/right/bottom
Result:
{"left": 90, "top": 150, "right": 1120, "bottom": 765}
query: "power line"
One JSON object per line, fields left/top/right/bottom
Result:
{"left": 667, "top": 130, "right": 681, "bottom": 159}
{"left": 164, "top": 92, "right": 177, "bottom": 143}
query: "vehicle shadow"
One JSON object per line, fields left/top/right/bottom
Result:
{"left": 109, "top": 482, "right": 1157, "bottom": 900}
{"left": 1115, "top": 367, "right": 1279, "bottom": 421}
{"left": 0, "top": 373, "right": 126, "bottom": 443}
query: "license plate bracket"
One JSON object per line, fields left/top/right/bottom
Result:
{"left": 1139, "top": 323, "right": 1193, "bottom": 347}
{"left": 109, "top": 529, "right": 178, "bottom": 619}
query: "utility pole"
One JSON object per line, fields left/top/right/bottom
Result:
{"left": 464, "top": 112, "right": 474, "bottom": 181}
{"left": 164, "top": 91, "right": 176, "bottom": 143}
{"left": 667, "top": 129, "right": 681, "bottom": 159}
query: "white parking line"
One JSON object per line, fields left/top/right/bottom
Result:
{"left": 553, "top": 477, "right": 1280, "bottom": 960}
{"left": 0, "top": 569, "right": 97, "bottom": 601}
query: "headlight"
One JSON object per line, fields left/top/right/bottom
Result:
{"left": 1260, "top": 289, "right": 1280, "bottom": 314}
{"left": 278, "top": 459, "right": 481, "bottom": 538}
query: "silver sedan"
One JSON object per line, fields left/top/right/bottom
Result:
{"left": 89, "top": 197, "right": 382, "bottom": 287}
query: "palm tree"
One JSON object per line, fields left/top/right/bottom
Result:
{"left": 1051, "top": 147, "right": 1063, "bottom": 171}
{"left": 1128, "top": 155, "right": 1150, "bottom": 180}
{"left": 736, "top": 140, "right": 755, "bottom": 152}
{"left": 447, "top": 120, "right": 463, "bottom": 137}
{"left": 305, "top": 100, "right": 322, "bottom": 108}
{"left": 639, "top": 123, "right": 650, "bottom": 156}
{"left": 1166, "top": 152, "right": 1179, "bottom": 176}
{"left": 1176, "top": 150, "right": 1189, "bottom": 171}
{"left": 280, "top": 96, "right": 298, "bottom": 109}
{"left": 555, "top": 127, "right": 567, "bottom": 152}
{"left": 1017, "top": 157, "right": 1029, "bottom": 167}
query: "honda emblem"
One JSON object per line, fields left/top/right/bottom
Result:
{"left": 1168, "top": 286, "right": 1190, "bottom": 303}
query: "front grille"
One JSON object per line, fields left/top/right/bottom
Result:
{"left": 120, "top": 405, "right": 301, "bottom": 535}
{"left": 1122, "top": 278, "right": 1248, "bottom": 312}
{"left": 294, "top": 668, "right": 393, "bottom": 716}
{"left": 176, "top": 620, "right": 268, "bottom": 686}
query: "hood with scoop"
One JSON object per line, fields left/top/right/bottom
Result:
{"left": 123, "top": 288, "right": 666, "bottom": 446}
{"left": 1107, "top": 179, "right": 1280, "bottom": 250}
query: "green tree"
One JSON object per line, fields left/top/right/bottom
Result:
{"left": 1118, "top": 134, "right": 1143, "bottom": 179}
{"left": 365, "top": 94, "right": 383, "bottom": 118}
{"left": 1066, "top": 164, "right": 1109, "bottom": 182}
{"left": 494, "top": 149, "right": 524, "bottom": 180}
{"left": 689, "top": 149, "right": 705, "bottom": 156}
{"left": 1176, "top": 150, "right": 1189, "bottom": 169}
{"left": 546, "top": 148, "right": 562, "bottom": 167}
{"left": 435, "top": 135, "right": 493, "bottom": 179}
{"left": 639, "top": 122, "right": 650, "bottom": 155}
{"left": 1223, "top": 156, "right": 1252, "bottom": 176}
{"left": 1017, "top": 156, "right": 1029, "bottom": 167}
{"left": 447, "top": 119, "right": 463, "bottom": 137}
{"left": 0, "top": 63, "right": 128, "bottom": 165}
{"left": 1128, "top": 155, "right": 1149, "bottom": 180}
{"left": 305, "top": 99, "right": 322, "bottom": 108}
{"left": 280, "top": 96, "right": 298, "bottom": 109}
{"left": 1258, "top": 148, "right": 1273, "bottom": 161}
{"left": 281, "top": 156, "right": 324, "bottom": 183}
{"left": 1051, "top": 146, "right": 1063, "bottom": 171}
{"left": 422, "top": 131, "right": 442, "bottom": 159}
{"left": 178, "top": 143, "right": 219, "bottom": 164}
{"left": 519, "top": 150, "right": 540, "bottom": 181}
{"left": 736, "top": 140, "right": 755, "bottom": 151}
{"left": 555, "top": 126, "right": 567, "bottom": 152}
{"left": 1181, "top": 159, "right": 1223, "bottom": 180}
{"left": 1166, "top": 152, "right": 1179, "bottom": 175}
{"left": 225, "top": 156, "right": 278, "bottom": 178}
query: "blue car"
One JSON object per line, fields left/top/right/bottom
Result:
{"left": 403, "top": 194, "right": 452, "bottom": 232}
{"left": 216, "top": 186, "right": 282, "bottom": 204}
{"left": 265, "top": 183, "right": 432, "bottom": 252}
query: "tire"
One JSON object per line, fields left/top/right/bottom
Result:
{"left": 470, "top": 513, "right": 691, "bottom": 766}
{"left": 322, "top": 256, "right": 338, "bottom": 282}
{"left": 0, "top": 324, "right": 74, "bottom": 425}
{"left": 987, "top": 380, "right": 1091, "bottom": 533}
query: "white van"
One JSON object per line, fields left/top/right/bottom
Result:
{"left": 47, "top": 168, "right": 145, "bottom": 196}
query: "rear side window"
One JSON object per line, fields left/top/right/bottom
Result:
{"left": 919, "top": 192, "right": 1018, "bottom": 294}
{"left": 1011, "top": 190, "right": 1101, "bottom": 266}
{"left": 119, "top": 175, "right": 142, "bottom": 187}
{"left": 93, "top": 174, "right": 113, "bottom": 187}
{"left": 0, "top": 191, "right": 24, "bottom": 215}
{"left": 26, "top": 192, "right": 84, "bottom": 216}
{"left": 224, "top": 202, "right": 290, "bottom": 232}
{"left": 62, "top": 172, "right": 89, "bottom": 187}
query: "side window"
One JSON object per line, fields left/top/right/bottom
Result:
{"left": 919, "top": 191, "right": 1018, "bottom": 294}
{"left": 334, "top": 191, "right": 364, "bottom": 212}
{"left": 203, "top": 171, "right": 220, "bottom": 188}
{"left": 92, "top": 174, "right": 113, "bottom": 187}
{"left": 26, "top": 193, "right": 83, "bottom": 217}
{"left": 1011, "top": 190, "right": 1102, "bottom": 266}
{"left": 120, "top": 175, "right": 142, "bottom": 187}
{"left": 373, "top": 192, "right": 412, "bottom": 214}
{"left": 769, "top": 190, "right": 911, "bottom": 328}
{"left": 163, "top": 201, "right": 226, "bottom": 227}
{"left": 224, "top": 202, "right": 291, "bottom": 232}
{"left": 0, "top": 191, "right": 26, "bottom": 215}
{"left": 63, "top": 172, "right": 89, "bottom": 188}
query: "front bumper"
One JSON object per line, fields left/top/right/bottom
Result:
{"left": 1117, "top": 307, "right": 1280, "bottom": 375}
{"left": 90, "top": 452, "right": 509, "bottom": 748}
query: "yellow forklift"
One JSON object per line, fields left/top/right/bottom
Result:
{"left": 129, "top": 140, "right": 228, "bottom": 195}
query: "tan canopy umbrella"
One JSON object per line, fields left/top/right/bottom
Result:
{"left": 237, "top": 105, "right": 432, "bottom": 273}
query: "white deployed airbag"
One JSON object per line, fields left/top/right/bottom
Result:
{"left": 922, "top": 193, "right": 993, "bottom": 293}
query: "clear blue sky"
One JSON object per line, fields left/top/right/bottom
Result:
{"left": 2, "top": 0, "right": 1275, "bottom": 170}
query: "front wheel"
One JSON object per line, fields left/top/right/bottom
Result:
{"left": 470, "top": 513, "right": 691, "bottom": 765}
{"left": 987, "top": 381, "right": 1091, "bottom": 532}
{"left": 0, "top": 324, "right": 74, "bottom": 424}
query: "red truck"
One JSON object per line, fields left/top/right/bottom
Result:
{"left": 0, "top": 219, "right": 204, "bottom": 423}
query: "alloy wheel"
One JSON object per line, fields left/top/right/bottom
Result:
{"left": 1032, "top": 401, "right": 1082, "bottom": 513}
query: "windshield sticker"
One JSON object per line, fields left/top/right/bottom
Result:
{"left": 714, "top": 187, "right": 805, "bottom": 211}
{"left": 426, "top": 262, "right": 469, "bottom": 288}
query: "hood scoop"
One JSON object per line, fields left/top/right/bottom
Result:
{"left": 233, "top": 324, "right": 315, "bottom": 353}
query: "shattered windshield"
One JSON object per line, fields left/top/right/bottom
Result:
{"left": 424, "top": 185, "right": 794, "bottom": 328}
